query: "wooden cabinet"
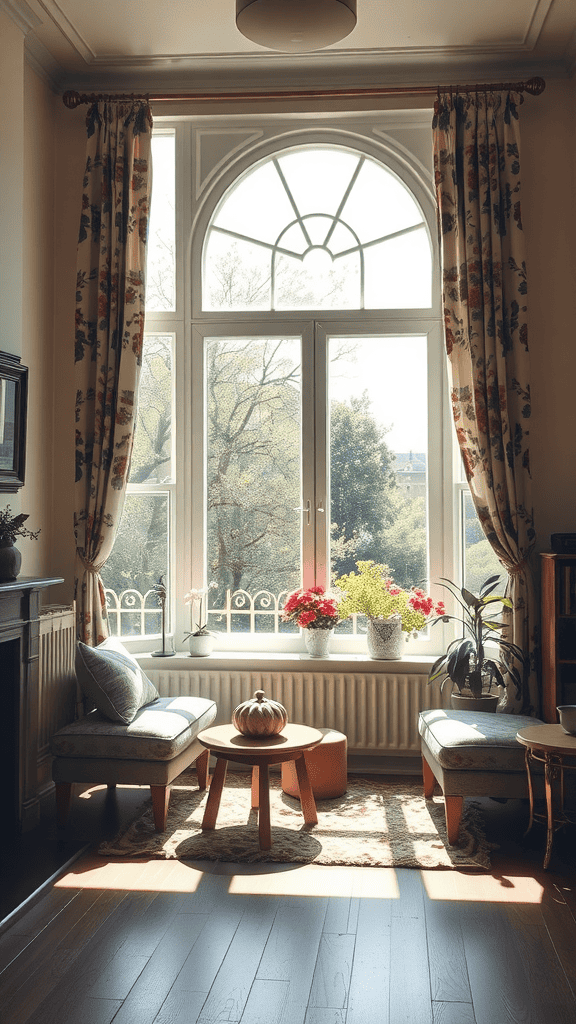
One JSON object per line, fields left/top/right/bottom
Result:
{"left": 541, "top": 553, "right": 576, "bottom": 723}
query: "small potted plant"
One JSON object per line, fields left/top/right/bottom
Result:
{"left": 333, "top": 560, "right": 445, "bottom": 659}
{"left": 428, "top": 574, "right": 526, "bottom": 710}
{"left": 281, "top": 586, "right": 341, "bottom": 657}
{"left": 0, "top": 506, "right": 40, "bottom": 581}
{"left": 183, "top": 582, "right": 217, "bottom": 657}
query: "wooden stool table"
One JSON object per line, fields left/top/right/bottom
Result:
{"left": 516, "top": 723, "right": 576, "bottom": 869}
{"left": 198, "top": 723, "right": 323, "bottom": 850}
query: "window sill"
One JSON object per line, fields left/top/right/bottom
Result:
{"left": 137, "top": 650, "right": 435, "bottom": 675}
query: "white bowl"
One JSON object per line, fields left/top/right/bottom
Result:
{"left": 557, "top": 706, "right": 576, "bottom": 735}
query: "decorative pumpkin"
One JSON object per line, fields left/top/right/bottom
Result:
{"left": 232, "top": 690, "right": 288, "bottom": 737}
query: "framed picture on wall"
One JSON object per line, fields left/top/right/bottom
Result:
{"left": 0, "top": 352, "right": 28, "bottom": 492}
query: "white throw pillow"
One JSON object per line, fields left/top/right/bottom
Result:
{"left": 75, "top": 637, "right": 159, "bottom": 724}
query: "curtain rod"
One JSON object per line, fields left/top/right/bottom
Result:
{"left": 62, "top": 76, "right": 545, "bottom": 109}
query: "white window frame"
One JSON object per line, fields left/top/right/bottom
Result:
{"left": 119, "top": 113, "right": 456, "bottom": 656}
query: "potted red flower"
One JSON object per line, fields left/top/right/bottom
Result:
{"left": 281, "top": 586, "right": 340, "bottom": 657}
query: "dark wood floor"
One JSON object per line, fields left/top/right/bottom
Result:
{"left": 1, "top": 778, "right": 575, "bottom": 1024}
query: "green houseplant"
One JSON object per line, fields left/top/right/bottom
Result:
{"left": 428, "top": 574, "right": 526, "bottom": 710}
{"left": 0, "top": 506, "right": 40, "bottom": 581}
{"left": 333, "top": 560, "right": 445, "bottom": 659}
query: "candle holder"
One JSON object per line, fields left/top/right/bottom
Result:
{"left": 151, "top": 575, "right": 175, "bottom": 657}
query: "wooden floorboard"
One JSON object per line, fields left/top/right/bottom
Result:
{"left": 1, "top": 785, "right": 575, "bottom": 1024}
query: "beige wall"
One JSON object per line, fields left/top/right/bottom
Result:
{"left": 0, "top": 10, "right": 24, "bottom": 359}
{"left": 523, "top": 78, "right": 576, "bottom": 551}
{"left": 3, "top": 39, "right": 576, "bottom": 604}
{"left": 20, "top": 63, "right": 58, "bottom": 578}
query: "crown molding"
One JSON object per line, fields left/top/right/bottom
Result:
{"left": 0, "top": 0, "right": 42, "bottom": 34}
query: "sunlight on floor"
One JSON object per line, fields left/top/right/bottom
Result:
{"left": 54, "top": 853, "right": 547, "bottom": 903}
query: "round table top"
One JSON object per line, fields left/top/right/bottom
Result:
{"left": 198, "top": 722, "right": 323, "bottom": 756}
{"left": 516, "top": 723, "right": 576, "bottom": 755}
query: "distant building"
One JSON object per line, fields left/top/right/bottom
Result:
{"left": 394, "top": 452, "right": 426, "bottom": 498}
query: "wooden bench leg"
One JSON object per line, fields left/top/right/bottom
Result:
{"left": 55, "top": 782, "right": 72, "bottom": 828}
{"left": 195, "top": 748, "right": 210, "bottom": 790}
{"left": 444, "top": 795, "right": 464, "bottom": 845}
{"left": 422, "top": 756, "right": 435, "bottom": 798}
{"left": 150, "top": 785, "right": 170, "bottom": 832}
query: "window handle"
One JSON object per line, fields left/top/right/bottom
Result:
{"left": 293, "top": 499, "right": 311, "bottom": 525}
{"left": 317, "top": 501, "right": 325, "bottom": 513}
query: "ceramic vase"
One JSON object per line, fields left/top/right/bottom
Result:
{"left": 367, "top": 614, "right": 403, "bottom": 659}
{"left": 188, "top": 632, "right": 214, "bottom": 657}
{"left": 304, "top": 628, "right": 333, "bottom": 657}
{"left": 0, "top": 540, "right": 21, "bottom": 582}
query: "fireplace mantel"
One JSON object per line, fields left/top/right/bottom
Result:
{"left": 0, "top": 575, "right": 64, "bottom": 831}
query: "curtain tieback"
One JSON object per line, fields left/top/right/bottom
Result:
{"left": 76, "top": 549, "right": 106, "bottom": 575}
{"left": 503, "top": 558, "right": 528, "bottom": 577}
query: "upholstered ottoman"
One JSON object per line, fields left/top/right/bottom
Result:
{"left": 281, "top": 727, "right": 347, "bottom": 800}
{"left": 419, "top": 708, "right": 544, "bottom": 845}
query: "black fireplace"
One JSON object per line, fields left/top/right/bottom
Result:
{"left": 0, "top": 576, "right": 63, "bottom": 832}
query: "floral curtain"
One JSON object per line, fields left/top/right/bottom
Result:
{"left": 74, "top": 100, "right": 152, "bottom": 645}
{"left": 432, "top": 90, "right": 538, "bottom": 713}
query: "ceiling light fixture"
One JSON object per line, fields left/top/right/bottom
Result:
{"left": 236, "top": 0, "right": 357, "bottom": 53}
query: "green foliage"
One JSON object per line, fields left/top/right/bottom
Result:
{"left": 428, "top": 574, "right": 526, "bottom": 699}
{"left": 329, "top": 394, "right": 396, "bottom": 578}
{"left": 0, "top": 506, "right": 40, "bottom": 543}
{"left": 333, "top": 560, "right": 436, "bottom": 633}
{"left": 378, "top": 491, "right": 427, "bottom": 591}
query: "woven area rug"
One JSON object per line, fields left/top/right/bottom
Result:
{"left": 99, "top": 770, "right": 494, "bottom": 870}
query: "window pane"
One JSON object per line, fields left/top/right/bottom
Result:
{"left": 462, "top": 490, "right": 503, "bottom": 593}
{"left": 101, "top": 493, "right": 169, "bottom": 637}
{"left": 146, "top": 133, "right": 175, "bottom": 312}
{"left": 364, "top": 227, "right": 432, "bottom": 308}
{"left": 203, "top": 235, "right": 272, "bottom": 311}
{"left": 341, "top": 158, "right": 424, "bottom": 242}
{"left": 131, "top": 334, "right": 173, "bottom": 483}
{"left": 329, "top": 336, "right": 428, "bottom": 601}
{"left": 276, "top": 148, "right": 360, "bottom": 217}
{"left": 205, "top": 338, "right": 302, "bottom": 632}
{"left": 274, "top": 250, "right": 360, "bottom": 310}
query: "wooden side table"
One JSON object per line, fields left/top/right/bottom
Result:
{"left": 516, "top": 723, "right": 576, "bottom": 869}
{"left": 197, "top": 723, "right": 323, "bottom": 850}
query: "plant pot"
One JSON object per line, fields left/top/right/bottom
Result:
{"left": 450, "top": 692, "right": 500, "bottom": 712}
{"left": 188, "top": 633, "right": 214, "bottom": 657}
{"left": 304, "top": 628, "right": 333, "bottom": 657}
{"left": 367, "top": 615, "right": 403, "bottom": 659}
{"left": 0, "top": 540, "right": 21, "bottom": 581}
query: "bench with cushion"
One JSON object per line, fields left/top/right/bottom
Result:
{"left": 51, "top": 638, "right": 217, "bottom": 831}
{"left": 419, "top": 708, "right": 544, "bottom": 845}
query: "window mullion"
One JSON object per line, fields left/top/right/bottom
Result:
{"left": 314, "top": 322, "right": 329, "bottom": 589}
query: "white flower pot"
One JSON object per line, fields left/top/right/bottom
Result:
{"left": 367, "top": 615, "right": 403, "bottom": 659}
{"left": 304, "top": 628, "right": 333, "bottom": 657}
{"left": 188, "top": 633, "right": 214, "bottom": 657}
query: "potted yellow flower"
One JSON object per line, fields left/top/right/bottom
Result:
{"left": 333, "top": 560, "right": 444, "bottom": 659}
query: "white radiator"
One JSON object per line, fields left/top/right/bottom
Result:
{"left": 145, "top": 667, "right": 448, "bottom": 757}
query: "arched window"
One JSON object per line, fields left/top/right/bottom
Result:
{"left": 203, "top": 145, "right": 432, "bottom": 311}
{"left": 103, "top": 122, "right": 452, "bottom": 655}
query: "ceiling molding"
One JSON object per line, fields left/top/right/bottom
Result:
{"left": 0, "top": 0, "right": 42, "bottom": 34}
{"left": 35, "top": 0, "right": 95, "bottom": 61}
{"left": 524, "top": 0, "right": 554, "bottom": 49}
